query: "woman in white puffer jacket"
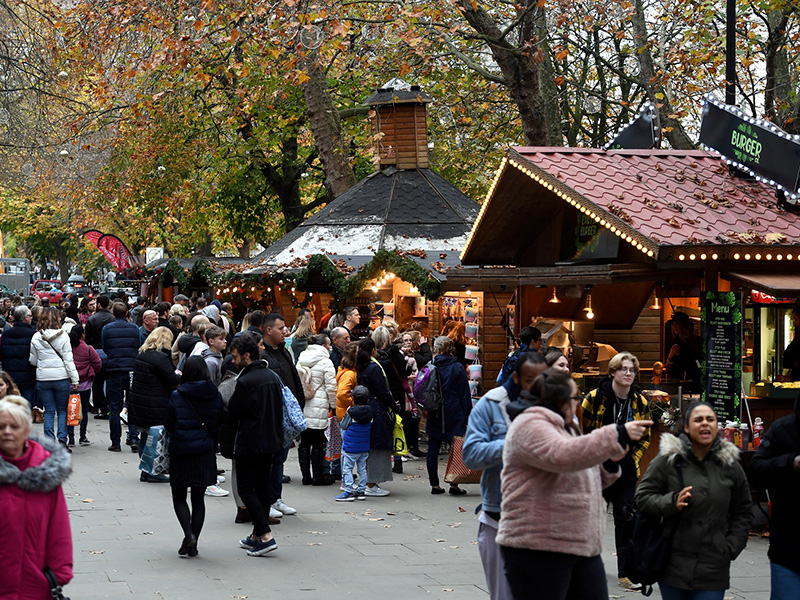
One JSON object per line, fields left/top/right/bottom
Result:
{"left": 296, "top": 334, "right": 337, "bottom": 485}
{"left": 29, "top": 307, "right": 79, "bottom": 447}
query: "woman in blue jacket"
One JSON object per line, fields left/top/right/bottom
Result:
{"left": 356, "top": 338, "right": 400, "bottom": 497}
{"left": 427, "top": 336, "right": 473, "bottom": 495}
{"left": 164, "top": 357, "right": 224, "bottom": 558}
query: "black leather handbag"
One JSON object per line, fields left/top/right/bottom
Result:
{"left": 44, "top": 567, "right": 70, "bottom": 600}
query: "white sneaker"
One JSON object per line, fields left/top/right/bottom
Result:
{"left": 273, "top": 499, "right": 296, "bottom": 515}
{"left": 205, "top": 484, "right": 229, "bottom": 497}
{"left": 217, "top": 475, "right": 226, "bottom": 484}
{"left": 269, "top": 506, "right": 283, "bottom": 518}
{"left": 365, "top": 485, "right": 390, "bottom": 497}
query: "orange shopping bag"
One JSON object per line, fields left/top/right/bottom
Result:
{"left": 67, "top": 393, "right": 81, "bottom": 427}
{"left": 444, "top": 435, "right": 482, "bottom": 485}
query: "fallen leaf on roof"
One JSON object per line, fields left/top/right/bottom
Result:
{"left": 666, "top": 202, "right": 684, "bottom": 212}
{"left": 665, "top": 216, "right": 681, "bottom": 228}
{"left": 607, "top": 203, "right": 633, "bottom": 224}
{"left": 765, "top": 233, "right": 788, "bottom": 244}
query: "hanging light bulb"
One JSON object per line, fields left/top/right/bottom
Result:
{"left": 389, "top": 273, "right": 395, "bottom": 279}
{"left": 583, "top": 294, "right": 594, "bottom": 319}
{"left": 371, "top": 285, "right": 379, "bottom": 293}
{"left": 466, "top": 289, "right": 472, "bottom": 296}
{"left": 649, "top": 295, "right": 661, "bottom": 310}
{"left": 549, "top": 288, "right": 561, "bottom": 304}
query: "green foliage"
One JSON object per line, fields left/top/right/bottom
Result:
{"left": 161, "top": 259, "right": 190, "bottom": 288}
{"left": 190, "top": 259, "right": 216, "bottom": 286}
{"left": 295, "top": 250, "right": 442, "bottom": 300}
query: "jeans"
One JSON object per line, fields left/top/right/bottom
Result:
{"left": 106, "top": 371, "right": 129, "bottom": 446}
{"left": 477, "top": 514, "right": 513, "bottom": 600}
{"left": 658, "top": 582, "right": 725, "bottom": 600}
{"left": 92, "top": 367, "right": 108, "bottom": 412}
{"left": 605, "top": 477, "right": 636, "bottom": 577}
{"left": 270, "top": 444, "right": 291, "bottom": 501}
{"left": 501, "top": 546, "right": 608, "bottom": 600}
{"left": 770, "top": 562, "right": 800, "bottom": 600}
{"left": 236, "top": 453, "right": 274, "bottom": 537}
{"left": 342, "top": 451, "right": 368, "bottom": 494}
{"left": 37, "top": 379, "right": 70, "bottom": 443}
{"left": 67, "top": 388, "right": 92, "bottom": 442}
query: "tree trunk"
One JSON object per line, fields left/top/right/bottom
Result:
{"left": 631, "top": 0, "right": 694, "bottom": 149}
{"left": 458, "top": 0, "right": 550, "bottom": 146}
{"left": 764, "top": 9, "right": 796, "bottom": 133}
{"left": 53, "top": 238, "right": 70, "bottom": 283}
{"left": 300, "top": 51, "right": 358, "bottom": 199}
{"left": 532, "top": 5, "right": 562, "bottom": 145}
{"left": 238, "top": 238, "right": 251, "bottom": 259}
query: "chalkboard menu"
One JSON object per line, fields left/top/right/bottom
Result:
{"left": 701, "top": 291, "right": 743, "bottom": 423}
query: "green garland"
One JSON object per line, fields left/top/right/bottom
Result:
{"left": 160, "top": 259, "right": 190, "bottom": 288}
{"left": 191, "top": 258, "right": 216, "bottom": 286}
{"left": 295, "top": 249, "right": 442, "bottom": 300}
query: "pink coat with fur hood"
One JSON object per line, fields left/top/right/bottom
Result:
{"left": 496, "top": 406, "right": 627, "bottom": 557}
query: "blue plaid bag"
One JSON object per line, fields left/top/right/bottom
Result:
{"left": 281, "top": 384, "right": 306, "bottom": 447}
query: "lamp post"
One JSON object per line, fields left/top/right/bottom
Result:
{"left": 725, "top": 0, "right": 736, "bottom": 106}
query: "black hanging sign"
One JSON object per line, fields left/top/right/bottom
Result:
{"left": 701, "top": 291, "right": 743, "bottom": 424}
{"left": 604, "top": 103, "right": 662, "bottom": 150}
{"left": 699, "top": 96, "right": 800, "bottom": 202}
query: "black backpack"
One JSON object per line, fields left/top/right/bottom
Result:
{"left": 621, "top": 458, "right": 684, "bottom": 596}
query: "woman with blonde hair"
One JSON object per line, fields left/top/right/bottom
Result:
{"left": 129, "top": 326, "right": 180, "bottom": 482}
{"left": 29, "top": 307, "right": 79, "bottom": 448}
{"left": 290, "top": 313, "right": 315, "bottom": 362}
{"left": 0, "top": 395, "right": 73, "bottom": 597}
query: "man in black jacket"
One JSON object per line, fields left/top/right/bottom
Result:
{"left": 228, "top": 334, "right": 283, "bottom": 556}
{"left": 85, "top": 295, "right": 115, "bottom": 418}
{"left": 261, "top": 313, "right": 303, "bottom": 516}
{"left": 749, "top": 394, "right": 800, "bottom": 598}
{"left": 329, "top": 327, "right": 350, "bottom": 370}
{"left": 0, "top": 305, "right": 37, "bottom": 405}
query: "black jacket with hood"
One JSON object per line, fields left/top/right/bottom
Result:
{"left": 749, "top": 393, "right": 800, "bottom": 573}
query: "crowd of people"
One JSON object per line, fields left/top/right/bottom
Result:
{"left": 0, "top": 294, "right": 797, "bottom": 599}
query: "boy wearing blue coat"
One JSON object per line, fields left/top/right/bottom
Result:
{"left": 336, "top": 385, "right": 372, "bottom": 502}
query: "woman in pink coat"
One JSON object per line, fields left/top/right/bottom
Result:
{"left": 0, "top": 395, "right": 73, "bottom": 599}
{"left": 496, "top": 369, "right": 651, "bottom": 600}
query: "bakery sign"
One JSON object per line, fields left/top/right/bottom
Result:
{"left": 699, "top": 95, "right": 800, "bottom": 203}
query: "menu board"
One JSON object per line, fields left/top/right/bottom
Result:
{"left": 701, "top": 291, "right": 743, "bottom": 423}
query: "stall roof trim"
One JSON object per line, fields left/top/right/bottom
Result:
{"left": 724, "top": 272, "right": 800, "bottom": 296}
{"left": 462, "top": 147, "right": 800, "bottom": 264}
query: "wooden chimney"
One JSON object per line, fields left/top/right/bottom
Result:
{"left": 365, "top": 79, "right": 433, "bottom": 170}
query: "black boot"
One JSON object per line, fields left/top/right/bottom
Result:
{"left": 311, "top": 447, "right": 334, "bottom": 486}
{"left": 298, "top": 447, "right": 312, "bottom": 485}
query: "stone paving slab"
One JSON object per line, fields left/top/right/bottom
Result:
{"left": 57, "top": 419, "right": 774, "bottom": 599}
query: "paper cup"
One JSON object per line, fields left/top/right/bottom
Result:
{"left": 465, "top": 345, "right": 479, "bottom": 361}
{"left": 465, "top": 323, "right": 478, "bottom": 339}
{"left": 468, "top": 364, "right": 483, "bottom": 380}
{"left": 464, "top": 307, "right": 478, "bottom": 323}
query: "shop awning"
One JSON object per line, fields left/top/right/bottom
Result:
{"left": 724, "top": 272, "right": 800, "bottom": 297}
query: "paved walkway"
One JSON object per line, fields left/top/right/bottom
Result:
{"left": 59, "top": 418, "right": 773, "bottom": 599}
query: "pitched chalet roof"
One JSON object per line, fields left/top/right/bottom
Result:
{"left": 250, "top": 167, "right": 478, "bottom": 274}
{"left": 462, "top": 147, "right": 800, "bottom": 265}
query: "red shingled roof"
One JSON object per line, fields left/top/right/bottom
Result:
{"left": 513, "top": 147, "right": 800, "bottom": 247}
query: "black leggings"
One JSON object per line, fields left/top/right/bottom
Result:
{"left": 171, "top": 486, "right": 206, "bottom": 541}
{"left": 500, "top": 546, "right": 608, "bottom": 600}
{"left": 299, "top": 428, "right": 326, "bottom": 452}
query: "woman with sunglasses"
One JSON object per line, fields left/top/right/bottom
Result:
{"left": 496, "top": 368, "right": 651, "bottom": 600}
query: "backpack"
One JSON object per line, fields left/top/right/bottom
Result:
{"left": 414, "top": 362, "right": 443, "bottom": 412}
{"left": 296, "top": 364, "right": 317, "bottom": 401}
{"left": 621, "top": 458, "right": 684, "bottom": 596}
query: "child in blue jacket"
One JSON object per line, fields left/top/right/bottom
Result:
{"left": 336, "top": 385, "right": 372, "bottom": 501}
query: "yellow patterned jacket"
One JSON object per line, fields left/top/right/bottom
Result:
{"left": 581, "top": 377, "right": 651, "bottom": 476}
